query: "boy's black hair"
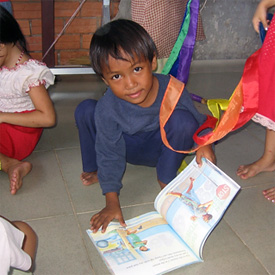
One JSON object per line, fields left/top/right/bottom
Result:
{"left": 90, "top": 19, "right": 157, "bottom": 76}
{"left": 0, "top": 5, "right": 29, "bottom": 55}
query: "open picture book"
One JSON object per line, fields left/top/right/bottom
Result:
{"left": 87, "top": 157, "right": 240, "bottom": 275}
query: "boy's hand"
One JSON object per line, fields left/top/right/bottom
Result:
{"left": 90, "top": 192, "right": 126, "bottom": 233}
{"left": 195, "top": 144, "right": 216, "bottom": 167}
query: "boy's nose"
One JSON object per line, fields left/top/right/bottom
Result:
{"left": 125, "top": 76, "right": 137, "bottom": 90}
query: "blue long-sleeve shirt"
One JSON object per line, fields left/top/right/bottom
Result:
{"left": 94, "top": 74, "right": 207, "bottom": 195}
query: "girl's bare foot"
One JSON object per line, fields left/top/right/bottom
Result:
{"left": 8, "top": 161, "right": 32, "bottom": 195}
{"left": 80, "top": 171, "right": 98, "bottom": 186}
{"left": 236, "top": 157, "right": 275, "bottom": 179}
{"left": 263, "top": 187, "right": 275, "bottom": 203}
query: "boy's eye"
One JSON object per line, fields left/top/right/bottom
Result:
{"left": 134, "top": 67, "right": 142, "bottom": 72}
{"left": 112, "top": 74, "right": 121, "bottom": 80}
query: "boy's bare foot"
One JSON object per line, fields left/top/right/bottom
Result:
{"left": 8, "top": 161, "right": 32, "bottom": 195}
{"left": 263, "top": 187, "right": 275, "bottom": 203}
{"left": 81, "top": 171, "right": 98, "bottom": 186}
{"left": 236, "top": 157, "right": 275, "bottom": 179}
{"left": 158, "top": 179, "right": 167, "bottom": 190}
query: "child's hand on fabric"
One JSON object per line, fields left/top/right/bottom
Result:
{"left": 252, "top": 0, "right": 270, "bottom": 33}
{"left": 90, "top": 192, "right": 126, "bottom": 233}
{"left": 195, "top": 145, "right": 216, "bottom": 167}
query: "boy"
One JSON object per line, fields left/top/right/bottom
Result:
{"left": 75, "top": 19, "right": 216, "bottom": 233}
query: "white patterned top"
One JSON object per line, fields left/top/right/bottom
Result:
{"left": 0, "top": 59, "right": 55, "bottom": 113}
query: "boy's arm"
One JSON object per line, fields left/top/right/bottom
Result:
{"left": 90, "top": 192, "right": 126, "bottom": 233}
{"left": 195, "top": 144, "right": 216, "bottom": 167}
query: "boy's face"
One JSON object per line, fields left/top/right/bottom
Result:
{"left": 101, "top": 51, "right": 158, "bottom": 107}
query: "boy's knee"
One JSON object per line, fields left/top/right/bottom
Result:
{"left": 165, "top": 109, "right": 199, "bottom": 150}
{"left": 167, "top": 109, "right": 198, "bottom": 135}
{"left": 75, "top": 99, "right": 97, "bottom": 122}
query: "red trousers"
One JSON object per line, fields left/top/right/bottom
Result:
{"left": 0, "top": 113, "right": 43, "bottom": 160}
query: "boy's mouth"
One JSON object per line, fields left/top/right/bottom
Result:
{"left": 128, "top": 90, "right": 142, "bottom": 99}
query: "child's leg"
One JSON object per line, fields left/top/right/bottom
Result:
{"left": 157, "top": 109, "right": 199, "bottom": 186}
{"left": 124, "top": 109, "right": 199, "bottom": 188}
{"left": 237, "top": 129, "right": 275, "bottom": 179}
{"left": 237, "top": 129, "right": 275, "bottom": 203}
{"left": 0, "top": 120, "right": 42, "bottom": 193}
{"left": 0, "top": 153, "right": 32, "bottom": 195}
{"left": 124, "top": 129, "right": 163, "bottom": 167}
{"left": 74, "top": 99, "right": 98, "bottom": 185}
{"left": 0, "top": 118, "right": 43, "bottom": 161}
{"left": 12, "top": 220, "right": 37, "bottom": 270}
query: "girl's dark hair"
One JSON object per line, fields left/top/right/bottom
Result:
{"left": 0, "top": 5, "right": 29, "bottom": 55}
{"left": 90, "top": 19, "right": 157, "bottom": 76}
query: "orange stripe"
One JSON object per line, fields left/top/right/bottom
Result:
{"left": 160, "top": 48, "right": 260, "bottom": 153}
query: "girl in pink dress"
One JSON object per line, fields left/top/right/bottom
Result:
{"left": 0, "top": 6, "right": 56, "bottom": 194}
{"left": 237, "top": 0, "right": 275, "bottom": 203}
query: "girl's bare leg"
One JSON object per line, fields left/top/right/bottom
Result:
{"left": 237, "top": 129, "right": 275, "bottom": 202}
{"left": 0, "top": 153, "right": 32, "bottom": 195}
{"left": 80, "top": 171, "right": 98, "bottom": 186}
{"left": 237, "top": 129, "right": 275, "bottom": 179}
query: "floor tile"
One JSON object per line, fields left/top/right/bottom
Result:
{"left": 30, "top": 215, "right": 94, "bottom": 275}
{"left": 0, "top": 150, "right": 72, "bottom": 221}
{"left": 225, "top": 183, "right": 275, "bottom": 274}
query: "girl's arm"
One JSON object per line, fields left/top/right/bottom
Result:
{"left": 0, "top": 84, "right": 56, "bottom": 127}
{"left": 252, "top": 0, "right": 275, "bottom": 32}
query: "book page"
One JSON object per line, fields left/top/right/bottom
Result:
{"left": 87, "top": 212, "right": 201, "bottom": 275}
{"left": 154, "top": 157, "right": 240, "bottom": 258}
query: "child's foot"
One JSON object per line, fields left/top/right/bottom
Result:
{"left": 158, "top": 179, "right": 167, "bottom": 190}
{"left": 236, "top": 157, "right": 275, "bottom": 179}
{"left": 8, "top": 161, "right": 32, "bottom": 195}
{"left": 263, "top": 187, "right": 275, "bottom": 203}
{"left": 80, "top": 172, "right": 98, "bottom": 186}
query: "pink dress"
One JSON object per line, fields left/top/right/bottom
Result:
{"left": 0, "top": 59, "right": 55, "bottom": 160}
{"left": 252, "top": 16, "right": 275, "bottom": 131}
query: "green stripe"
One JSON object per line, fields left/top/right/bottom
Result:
{"left": 161, "top": 0, "right": 192, "bottom": 74}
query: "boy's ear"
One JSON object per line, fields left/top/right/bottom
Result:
{"left": 101, "top": 77, "right": 109, "bottom": 86}
{"left": 151, "top": 55, "right": 157, "bottom": 71}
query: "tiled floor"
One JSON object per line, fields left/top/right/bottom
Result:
{"left": 1, "top": 61, "right": 275, "bottom": 275}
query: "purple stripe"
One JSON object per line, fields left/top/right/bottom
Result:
{"left": 176, "top": 0, "right": 199, "bottom": 83}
